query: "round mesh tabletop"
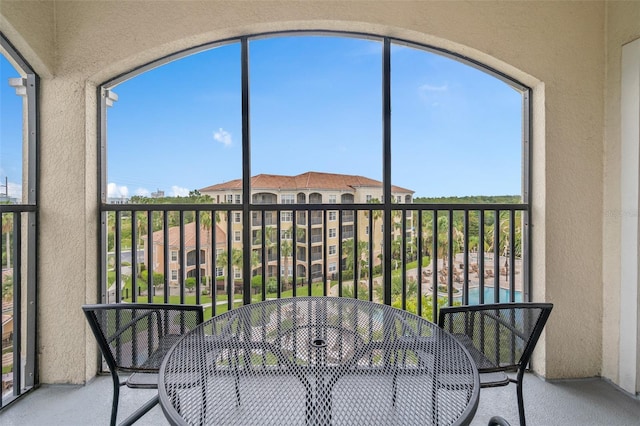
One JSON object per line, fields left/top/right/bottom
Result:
{"left": 159, "top": 297, "right": 479, "bottom": 425}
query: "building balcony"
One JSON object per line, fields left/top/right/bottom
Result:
{"left": 1, "top": 0, "right": 639, "bottom": 422}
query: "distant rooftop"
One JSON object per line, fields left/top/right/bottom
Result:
{"left": 199, "top": 171, "right": 414, "bottom": 194}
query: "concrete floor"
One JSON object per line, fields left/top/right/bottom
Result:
{"left": 1, "top": 373, "right": 639, "bottom": 425}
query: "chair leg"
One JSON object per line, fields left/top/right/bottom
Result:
{"left": 119, "top": 395, "right": 160, "bottom": 426}
{"left": 516, "top": 369, "right": 526, "bottom": 426}
{"left": 110, "top": 373, "right": 121, "bottom": 426}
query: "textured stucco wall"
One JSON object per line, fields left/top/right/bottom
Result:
{"left": 0, "top": 0, "right": 55, "bottom": 77}
{"left": 0, "top": 1, "right": 606, "bottom": 384}
{"left": 603, "top": 1, "right": 640, "bottom": 389}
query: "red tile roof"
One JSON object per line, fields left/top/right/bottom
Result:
{"left": 200, "top": 171, "right": 413, "bottom": 193}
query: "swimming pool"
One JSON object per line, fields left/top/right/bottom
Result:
{"left": 456, "top": 287, "right": 523, "bottom": 305}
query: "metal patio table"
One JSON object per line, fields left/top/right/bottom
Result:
{"left": 158, "top": 297, "right": 479, "bottom": 425}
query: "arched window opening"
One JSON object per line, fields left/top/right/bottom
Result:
{"left": 100, "top": 32, "right": 530, "bottom": 317}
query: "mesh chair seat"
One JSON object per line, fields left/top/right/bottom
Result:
{"left": 83, "top": 303, "right": 204, "bottom": 426}
{"left": 439, "top": 302, "right": 552, "bottom": 426}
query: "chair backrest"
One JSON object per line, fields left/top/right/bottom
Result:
{"left": 83, "top": 303, "right": 204, "bottom": 373}
{"left": 438, "top": 302, "right": 553, "bottom": 372}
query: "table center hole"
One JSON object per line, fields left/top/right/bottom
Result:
{"left": 311, "top": 338, "right": 327, "bottom": 348}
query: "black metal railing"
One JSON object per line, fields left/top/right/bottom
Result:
{"left": 0, "top": 207, "right": 37, "bottom": 408}
{"left": 101, "top": 202, "right": 528, "bottom": 322}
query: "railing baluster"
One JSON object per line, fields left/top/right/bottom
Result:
{"left": 479, "top": 210, "right": 485, "bottom": 305}
{"left": 195, "top": 210, "right": 201, "bottom": 305}
{"left": 431, "top": 210, "right": 438, "bottom": 323}
{"left": 211, "top": 210, "right": 217, "bottom": 316}
{"left": 163, "top": 211, "right": 169, "bottom": 304}
{"left": 416, "top": 210, "right": 423, "bottom": 317}
{"left": 147, "top": 211, "right": 153, "bottom": 303}
{"left": 463, "top": 210, "right": 470, "bottom": 306}
{"left": 493, "top": 209, "right": 500, "bottom": 303}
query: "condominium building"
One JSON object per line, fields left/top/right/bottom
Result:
{"left": 200, "top": 171, "right": 414, "bottom": 283}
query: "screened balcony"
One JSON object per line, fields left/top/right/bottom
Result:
{"left": 1, "top": 1, "right": 640, "bottom": 423}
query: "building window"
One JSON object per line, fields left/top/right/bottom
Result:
{"left": 281, "top": 265, "right": 293, "bottom": 276}
{"left": 234, "top": 268, "right": 241, "bottom": 279}
{"left": 281, "top": 211, "right": 292, "bottom": 222}
{"left": 234, "top": 231, "right": 241, "bottom": 242}
{"left": 281, "top": 229, "right": 292, "bottom": 240}
{"left": 235, "top": 194, "right": 241, "bottom": 204}
{"left": 171, "top": 270, "right": 178, "bottom": 281}
{"left": 329, "top": 262, "right": 337, "bottom": 273}
{"left": 365, "top": 225, "right": 369, "bottom": 235}
{"left": 329, "top": 228, "right": 337, "bottom": 238}
{"left": 329, "top": 245, "right": 337, "bottom": 255}
{"left": 215, "top": 267, "right": 224, "bottom": 277}
{"left": 234, "top": 212, "right": 241, "bottom": 223}
{"left": 226, "top": 194, "right": 233, "bottom": 203}
{"left": 328, "top": 195, "right": 337, "bottom": 204}
{"left": 396, "top": 195, "right": 402, "bottom": 203}
{"left": 366, "top": 195, "right": 372, "bottom": 203}
{"left": 329, "top": 211, "right": 337, "bottom": 221}
{"left": 171, "top": 250, "right": 178, "bottom": 262}
{"left": 281, "top": 194, "right": 295, "bottom": 204}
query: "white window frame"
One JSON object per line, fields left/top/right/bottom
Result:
{"left": 328, "top": 195, "right": 337, "bottom": 204}
{"left": 328, "top": 262, "right": 337, "bottom": 273}
{"left": 329, "top": 211, "right": 337, "bottom": 221}
{"left": 366, "top": 195, "right": 372, "bottom": 203}
{"left": 215, "top": 267, "right": 224, "bottom": 277}
{"left": 329, "top": 228, "right": 337, "bottom": 238}
{"left": 281, "top": 211, "right": 292, "bottom": 222}
{"left": 235, "top": 194, "right": 241, "bottom": 204}
{"left": 226, "top": 194, "right": 233, "bottom": 203}
{"left": 171, "top": 250, "right": 178, "bottom": 262}
{"left": 329, "top": 245, "right": 337, "bottom": 255}
{"left": 234, "top": 212, "right": 242, "bottom": 223}
{"left": 281, "top": 194, "right": 295, "bottom": 204}
{"left": 234, "top": 230, "right": 241, "bottom": 242}
{"left": 171, "top": 269, "right": 178, "bottom": 281}
{"left": 234, "top": 268, "right": 241, "bottom": 279}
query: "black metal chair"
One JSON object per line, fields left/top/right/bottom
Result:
{"left": 438, "top": 302, "right": 553, "bottom": 426}
{"left": 83, "top": 303, "right": 204, "bottom": 426}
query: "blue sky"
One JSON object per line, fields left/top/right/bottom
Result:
{"left": 2, "top": 35, "right": 523, "bottom": 201}
{"left": 0, "top": 55, "right": 23, "bottom": 201}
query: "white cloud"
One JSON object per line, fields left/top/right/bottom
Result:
{"left": 6, "top": 181, "right": 22, "bottom": 199}
{"left": 107, "top": 182, "right": 129, "bottom": 198}
{"left": 134, "top": 187, "right": 151, "bottom": 197}
{"left": 419, "top": 83, "right": 448, "bottom": 92}
{"left": 171, "top": 185, "right": 190, "bottom": 197}
{"left": 213, "top": 128, "right": 233, "bottom": 146}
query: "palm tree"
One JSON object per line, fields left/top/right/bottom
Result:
{"left": 134, "top": 211, "right": 148, "bottom": 279}
{"left": 341, "top": 238, "right": 368, "bottom": 279}
{"left": 281, "top": 239, "right": 292, "bottom": 286}
{"left": 2, "top": 212, "right": 13, "bottom": 269}
{"left": 216, "top": 248, "right": 242, "bottom": 292}
{"left": 200, "top": 211, "right": 213, "bottom": 292}
{"left": 2, "top": 273, "right": 13, "bottom": 302}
